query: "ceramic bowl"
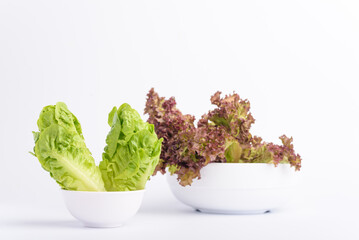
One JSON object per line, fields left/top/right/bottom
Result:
{"left": 167, "top": 163, "right": 299, "bottom": 214}
{"left": 62, "top": 189, "right": 145, "bottom": 227}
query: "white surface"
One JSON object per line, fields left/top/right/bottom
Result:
{"left": 62, "top": 189, "right": 144, "bottom": 227}
{"left": 0, "top": 0, "right": 359, "bottom": 239}
{"left": 167, "top": 163, "right": 298, "bottom": 214}
{"left": 1, "top": 175, "right": 359, "bottom": 240}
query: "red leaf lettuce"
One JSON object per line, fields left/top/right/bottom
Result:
{"left": 145, "top": 89, "right": 302, "bottom": 186}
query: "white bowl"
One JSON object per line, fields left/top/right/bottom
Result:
{"left": 62, "top": 189, "right": 145, "bottom": 227}
{"left": 167, "top": 163, "right": 299, "bottom": 214}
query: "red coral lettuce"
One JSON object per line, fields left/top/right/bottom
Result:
{"left": 145, "top": 88, "right": 302, "bottom": 186}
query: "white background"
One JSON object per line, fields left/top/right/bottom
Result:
{"left": 1, "top": 0, "right": 359, "bottom": 239}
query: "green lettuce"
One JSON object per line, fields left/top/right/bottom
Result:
{"left": 99, "top": 104, "right": 162, "bottom": 191}
{"left": 32, "top": 103, "right": 105, "bottom": 191}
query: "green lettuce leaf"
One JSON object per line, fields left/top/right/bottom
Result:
{"left": 99, "top": 103, "right": 162, "bottom": 191}
{"left": 32, "top": 102, "right": 105, "bottom": 191}
{"left": 225, "top": 140, "right": 272, "bottom": 163}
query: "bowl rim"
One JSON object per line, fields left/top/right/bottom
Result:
{"left": 61, "top": 189, "right": 146, "bottom": 194}
{"left": 205, "top": 162, "right": 290, "bottom": 165}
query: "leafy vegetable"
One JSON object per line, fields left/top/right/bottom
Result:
{"left": 32, "top": 102, "right": 106, "bottom": 191}
{"left": 144, "top": 89, "right": 201, "bottom": 186}
{"left": 145, "top": 88, "right": 302, "bottom": 186}
{"left": 99, "top": 103, "right": 163, "bottom": 191}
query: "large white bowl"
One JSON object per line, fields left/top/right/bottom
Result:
{"left": 167, "top": 163, "right": 299, "bottom": 214}
{"left": 62, "top": 189, "right": 145, "bottom": 227}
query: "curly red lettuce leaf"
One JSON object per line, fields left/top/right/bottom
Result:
{"left": 266, "top": 135, "right": 302, "bottom": 170}
{"left": 199, "top": 91, "right": 301, "bottom": 170}
{"left": 205, "top": 91, "right": 255, "bottom": 144}
{"left": 145, "top": 89, "right": 302, "bottom": 186}
{"left": 145, "top": 88, "right": 206, "bottom": 186}
{"left": 197, "top": 91, "right": 257, "bottom": 163}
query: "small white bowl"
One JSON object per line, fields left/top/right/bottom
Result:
{"left": 62, "top": 189, "right": 145, "bottom": 227}
{"left": 167, "top": 163, "right": 299, "bottom": 214}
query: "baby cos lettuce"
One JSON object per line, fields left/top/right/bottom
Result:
{"left": 32, "top": 102, "right": 162, "bottom": 192}
{"left": 99, "top": 104, "right": 163, "bottom": 191}
{"left": 32, "top": 103, "right": 105, "bottom": 191}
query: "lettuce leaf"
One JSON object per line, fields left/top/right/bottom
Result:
{"left": 99, "top": 103, "right": 162, "bottom": 191}
{"left": 32, "top": 103, "right": 106, "bottom": 191}
{"left": 145, "top": 89, "right": 302, "bottom": 186}
{"left": 145, "top": 89, "right": 203, "bottom": 186}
